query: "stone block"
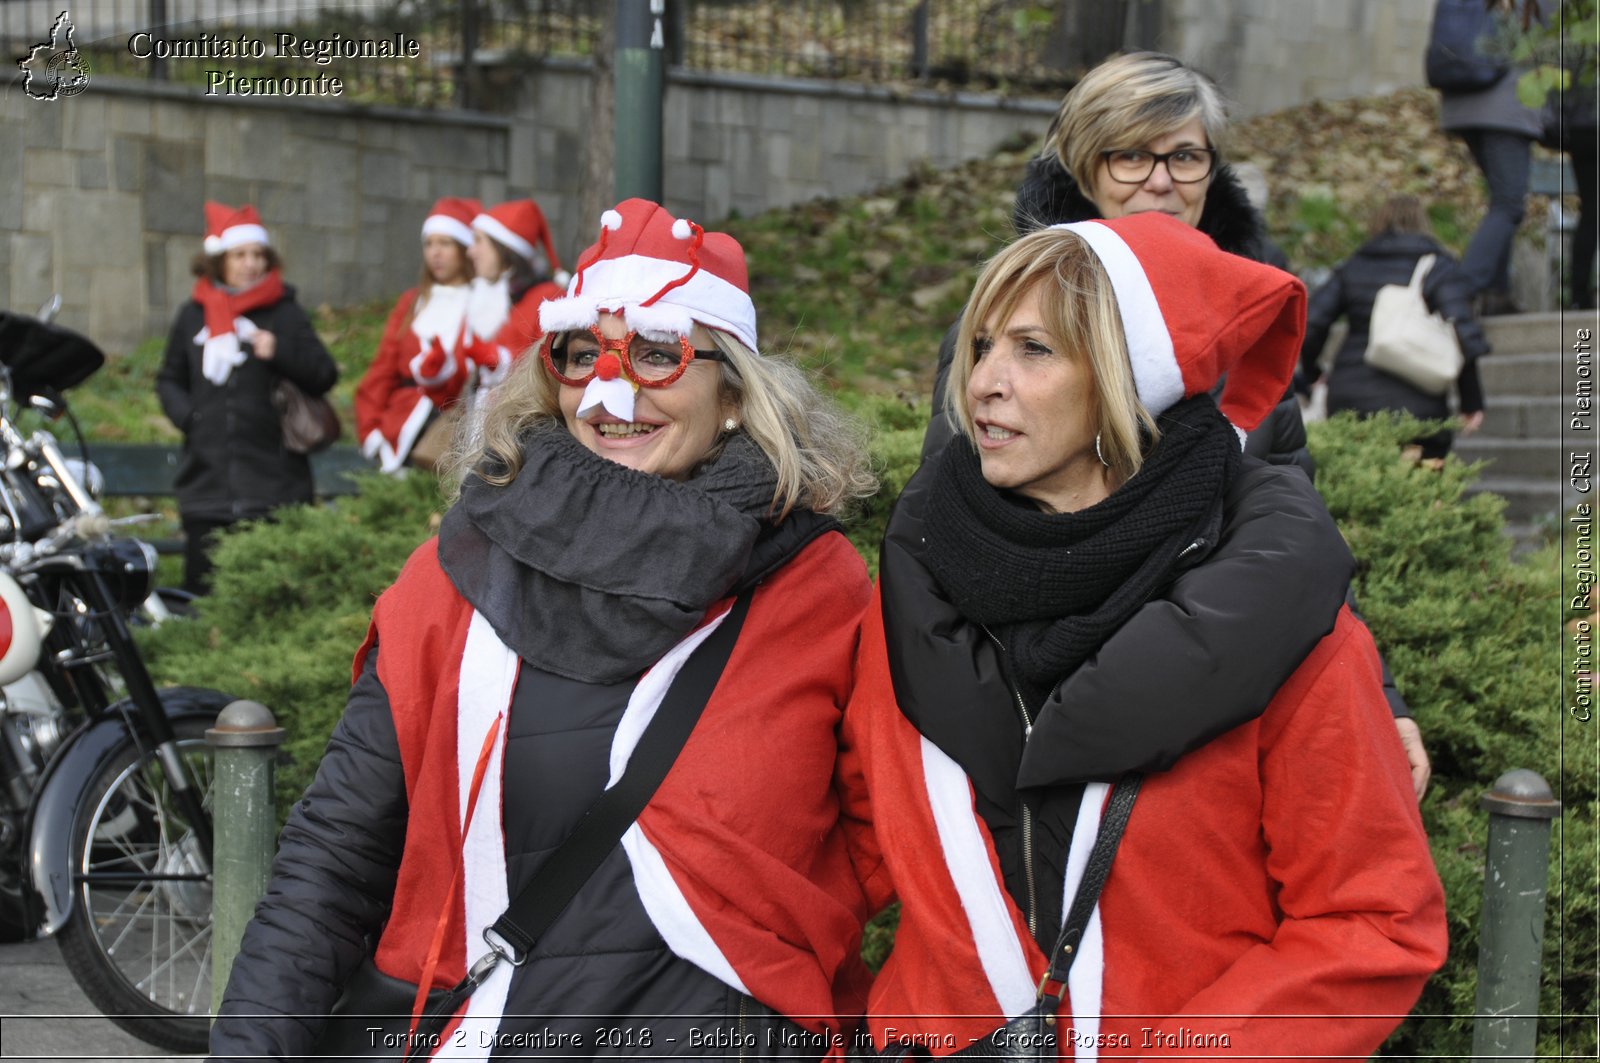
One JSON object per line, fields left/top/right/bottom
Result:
{"left": 76, "top": 152, "right": 108, "bottom": 190}
{"left": 22, "top": 148, "right": 74, "bottom": 190}
{"left": 759, "top": 93, "right": 793, "bottom": 135}
{"left": 111, "top": 135, "right": 142, "bottom": 192}
{"left": 62, "top": 100, "right": 106, "bottom": 152}
{"left": 104, "top": 98, "right": 152, "bottom": 137}
{"left": 87, "top": 266, "right": 144, "bottom": 353}
{"left": 22, "top": 104, "right": 62, "bottom": 149}
{"left": 142, "top": 139, "right": 204, "bottom": 234}
{"left": 152, "top": 101, "right": 197, "bottom": 141}
{"left": 0, "top": 122, "right": 23, "bottom": 231}
{"left": 9, "top": 233, "right": 53, "bottom": 313}
{"left": 144, "top": 238, "right": 167, "bottom": 313}
{"left": 688, "top": 120, "right": 723, "bottom": 163}
{"left": 306, "top": 143, "right": 359, "bottom": 227}
{"left": 258, "top": 184, "right": 305, "bottom": 228}
{"left": 703, "top": 164, "right": 731, "bottom": 222}
{"left": 59, "top": 193, "right": 141, "bottom": 270}
{"left": 359, "top": 149, "right": 408, "bottom": 200}
{"left": 663, "top": 93, "right": 693, "bottom": 153}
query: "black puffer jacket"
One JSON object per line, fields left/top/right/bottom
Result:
{"left": 923, "top": 156, "right": 1312, "bottom": 475}
{"left": 155, "top": 289, "right": 338, "bottom": 522}
{"left": 879, "top": 454, "right": 1354, "bottom": 951}
{"left": 1300, "top": 231, "right": 1490, "bottom": 421}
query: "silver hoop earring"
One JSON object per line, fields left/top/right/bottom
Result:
{"left": 723, "top": 418, "right": 738, "bottom": 433}
{"left": 1094, "top": 431, "right": 1109, "bottom": 468}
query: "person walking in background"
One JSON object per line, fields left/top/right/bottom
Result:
{"left": 1300, "top": 194, "right": 1490, "bottom": 461}
{"left": 209, "top": 200, "right": 878, "bottom": 1061}
{"left": 841, "top": 215, "right": 1447, "bottom": 1058}
{"left": 463, "top": 199, "right": 569, "bottom": 386}
{"left": 355, "top": 196, "right": 480, "bottom": 473}
{"left": 1436, "top": 0, "right": 1543, "bottom": 312}
{"left": 156, "top": 202, "right": 337, "bottom": 595}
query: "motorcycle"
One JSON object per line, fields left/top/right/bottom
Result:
{"left": 0, "top": 307, "right": 233, "bottom": 1054}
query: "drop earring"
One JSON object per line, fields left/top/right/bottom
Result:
{"left": 1094, "top": 431, "right": 1109, "bottom": 468}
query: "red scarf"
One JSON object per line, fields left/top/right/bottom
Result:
{"left": 191, "top": 269, "right": 285, "bottom": 341}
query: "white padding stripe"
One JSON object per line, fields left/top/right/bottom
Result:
{"left": 1060, "top": 783, "right": 1110, "bottom": 1061}
{"left": 473, "top": 214, "right": 534, "bottom": 261}
{"left": 920, "top": 738, "right": 1036, "bottom": 1018}
{"left": 539, "top": 253, "right": 758, "bottom": 352}
{"left": 438, "top": 610, "right": 519, "bottom": 1061}
{"left": 609, "top": 608, "right": 749, "bottom": 991}
{"left": 1054, "top": 221, "right": 1182, "bottom": 416}
{"left": 390, "top": 396, "right": 435, "bottom": 472}
{"left": 423, "top": 214, "right": 475, "bottom": 247}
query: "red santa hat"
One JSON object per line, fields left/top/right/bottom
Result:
{"left": 473, "top": 199, "right": 563, "bottom": 276}
{"left": 203, "top": 202, "right": 270, "bottom": 256}
{"left": 1053, "top": 213, "right": 1305, "bottom": 434}
{"left": 539, "top": 198, "right": 758, "bottom": 354}
{"left": 422, "top": 196, "right": 481, "bottom": 248}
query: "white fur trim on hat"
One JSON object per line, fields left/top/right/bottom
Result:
{"left": 423, "top": 214, "right": 475, "bottom": 248}
{"left": 204, "top": 222, "right": 270, "bottom": 256}
{"left": 472, "top": 213, "right": 534, "bottom": 261}
{"left": 1053, "top": 221, "right": 1184, "bottom": 417}
{"left": 539, "top": 253, "right": 758, "bottom": 354}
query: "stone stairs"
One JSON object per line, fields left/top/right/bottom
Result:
{"left": 1453, "top": 311, "right": 1591, "bottom": 543}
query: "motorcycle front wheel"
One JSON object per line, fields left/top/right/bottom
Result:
{"left": 54, "top": 716, "right": 215, "bottom": 1053}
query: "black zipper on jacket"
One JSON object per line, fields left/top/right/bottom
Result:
{"left": 981, "top": 624, "right": 1038, "bottom": 938}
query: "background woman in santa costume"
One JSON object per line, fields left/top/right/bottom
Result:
{"left": 354, "top": 196, "right": 482, "bottom": 474}
{"left": 838, "top": 214, "right": 1447, "bottom": 1059}
{"left": 156, "top": 201, "right": 337, "bottom": 594}
{"left": 210, "top": 199, "right": 877, "bottom": 1061}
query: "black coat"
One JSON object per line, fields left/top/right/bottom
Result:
{"left": 156, "top": 288, "right": 337, "bottom": 523}
{"left": 1301, "top": 231, "right": 1489, "bottom": 420}
{"left": 924, "top": 157, "right": 1314, "bottom": 476}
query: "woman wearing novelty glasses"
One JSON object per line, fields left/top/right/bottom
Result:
{"left": 210, "top": 199, "right": 878, "bottom": 1061}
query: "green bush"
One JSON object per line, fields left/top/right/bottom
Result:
{"left": 139, "top": 408, "right": 1586, "bottom": 1055}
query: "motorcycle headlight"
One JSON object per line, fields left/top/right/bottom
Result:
{"left": 85, "top": 539, "right": 159, "bottom": 613}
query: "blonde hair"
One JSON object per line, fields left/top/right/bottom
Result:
{"left": 948, "top": 227, "right": 1158, "bottom": 483}
{"left": 1044, "top": 51, "right": 1228, "bottom": 197}
{"left": 443, "top": 330, "right": 876, "bottom": 518}
{"left": 1368, "top": 194, "right": 1428, "bottom": 238}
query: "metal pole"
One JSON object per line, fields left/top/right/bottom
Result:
{"left": 613, "top": 0, "right": 666, "bottom": 202}
{"left": 149, "top": 0, "right": 168, "bottom": 81}
{"left": 911, "top": 1, "right": 930, "bottom": 81}
{"left": 459, "top": 0, "right": 480, "bottom": 110}
{"left": 207, "top": 700, "right": 285, "bottom": 1017}
{"left": 1472, "top": 769, "right": 1563, "bottom": 1061}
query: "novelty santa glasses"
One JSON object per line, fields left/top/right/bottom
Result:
{"left": 541, "top": 325, "right": 725, "bottom": 389}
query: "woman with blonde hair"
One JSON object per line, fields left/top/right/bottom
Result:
{"left": 842, "top": 214, "right": 1446, "bottom": 1059}
{"left": 211, "top": 199, "right": 878, "bottom": 1062}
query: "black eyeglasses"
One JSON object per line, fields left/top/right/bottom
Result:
{"left": 1099, "top": 147, "right": 1217, "bottom": 185}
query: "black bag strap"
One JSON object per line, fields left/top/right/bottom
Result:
{"left": 1036, "top": 773, "right": 1141, "bottom": 1011}
{"left": 405, "top": 591, "right": 754, "bottom": 1057}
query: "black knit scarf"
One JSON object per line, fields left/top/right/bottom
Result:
{"left": 438, "top": 425, "right": 818, "bottom": 684}
{"left": 923, "top": 395, "right": 1240, "bottom": 707}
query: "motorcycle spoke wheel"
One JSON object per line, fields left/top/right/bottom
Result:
{"left": 55, "top": 717, "right": 215, "bottom": 1054}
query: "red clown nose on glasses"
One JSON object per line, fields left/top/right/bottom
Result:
{"left": 539, "top": 199, "right": 757, "bottom": 422}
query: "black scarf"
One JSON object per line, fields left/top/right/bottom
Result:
{"left": 438, "top": 426, "right": 833, "bottom": 683}
{"left": 922, "top": 395, "right": 1240, "bottom": 708}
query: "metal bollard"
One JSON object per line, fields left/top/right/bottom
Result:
{"left": 207, "top": 700, "right": 285, "bottom": 1017}
{"left": 1472, "top": 769, "right": 1563, "bottom": 1061}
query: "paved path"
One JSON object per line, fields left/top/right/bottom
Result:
{"left": 0, "top": 938, "right": 200, "bottom": 1062}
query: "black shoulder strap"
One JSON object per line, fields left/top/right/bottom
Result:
{"left": 1037, "top": 773, "right": 1141, "bottom": 1010}
{"left": 408, "top": 591, "right": 754, "bottom": 1049}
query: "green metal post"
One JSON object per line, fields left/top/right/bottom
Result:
{"left": 614, "top": 0, "right": 666, "bottom": 202}
{"left": 1472, "top": 769, "right": 1563, "bottom": 1060}
{"left": 207, "top": 700, "right": 285, "bottom": 1017}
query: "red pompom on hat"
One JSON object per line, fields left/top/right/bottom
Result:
{"left": 1053, "top": 213, "right": 1306, "bottom": 434}
{"left": 203, "top": 202, "right": 270, "bottom": 256}
{"left": 422, "top": 196, "right": 481, "bottom": 248}
{"left": 473, "top": 199, "right": 563, "bottom": 277}
{"left": 539, "top": 198, "right": 758, "bottom": 354}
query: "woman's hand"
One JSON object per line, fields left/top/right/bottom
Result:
{"left": 250, "top": 329, "right": 277, "bottom": 360}
{"left": 1459, "top": 411, "right": 1484, "bottom": 436}
{"left": 1394, "top": 716, "right": 1431, "bottom": 800}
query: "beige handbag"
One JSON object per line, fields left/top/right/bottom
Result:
{"left": 1363, "top": 254, "right": 1463, "bottom": 397}
{"left": 405, "top": 402, "right": 461, "bottom": 472}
